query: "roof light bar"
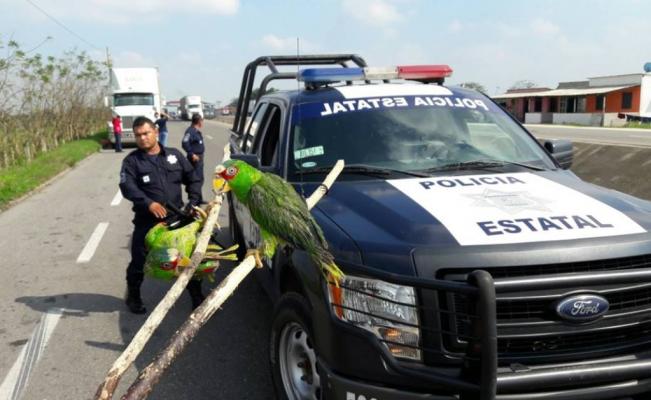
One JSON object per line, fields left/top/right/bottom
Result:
{"left": 364, "top": 66, "right": 399, "bottom": 80}
{"left": 298, "top": 64, "right": 454, "bottom": 86}
{"left": 397, "top": 65, "right": 453, "bottom": 80}
{"left": 298, "top": 67, "right": 364, "bottom": 83}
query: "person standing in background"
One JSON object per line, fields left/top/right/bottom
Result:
{"left": 154, "top": 111, "right": 169, "bottom": 147}
{"left": 111, "top": 114, "right": 123, "bottom": 153}
{"left": 182, "top": 113, "right": 205, "bottom": 203}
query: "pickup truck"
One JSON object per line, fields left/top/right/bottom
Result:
{"left": 227, "top": 55, "right": 651, "bottom": 400}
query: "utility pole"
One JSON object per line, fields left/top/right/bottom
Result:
{"left": 105, "top": 47, "right": 113, "bottom": 84}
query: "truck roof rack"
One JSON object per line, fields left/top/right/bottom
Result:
{"left": 232, "top": 54, "right": 367, "bottom": 134}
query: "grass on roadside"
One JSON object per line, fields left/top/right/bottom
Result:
{"left": 0, "top": 131, "right": 106, "bottom": 209}
{"left": 624, "top": 122, "right": 651, "bottom": 129}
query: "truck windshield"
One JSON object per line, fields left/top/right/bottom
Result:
{"left": 288, "top": 91, "right": 556, "bottom": 179}
{"left": 114, "top": 93, "right": 154, "bottom": 107}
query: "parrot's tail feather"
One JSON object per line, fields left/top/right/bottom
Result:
{"left": 321, "top": 261, "right": 344, "bottom": 287}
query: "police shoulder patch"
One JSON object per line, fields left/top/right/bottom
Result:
{"left": 182, "top": 133, "right": 190, "bottom": 143}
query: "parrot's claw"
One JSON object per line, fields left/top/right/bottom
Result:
{"left": 245, "top": 249, "right": 264, "bottom": 269}
{"left": 191, "top": 206, "right": 207, "bottom": 221}
{"left": 203, "top": 244, "right": 240, "bottom": 262}
{"left": 205, "top": 252, "right": 239, "bottom": 261}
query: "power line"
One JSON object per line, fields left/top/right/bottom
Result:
{"left": 24, "top": 0, "right": 101, "bottom": 51}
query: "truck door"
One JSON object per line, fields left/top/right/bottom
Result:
{"left": 233, "top": 102, "right": 274, "bottom": 252}
{"left": 252, "top": 103, "right": 283, "bottom": 170}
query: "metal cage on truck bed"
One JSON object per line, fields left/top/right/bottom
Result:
{"left": 232, "top": 54, "right": 367, "bottom": 135}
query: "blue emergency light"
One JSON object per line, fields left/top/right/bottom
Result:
{"left": 298, "top": 64, "right": 453, "bottom": 86}
{"left": 298, "top": 67, "right": 365, "bottom": 83}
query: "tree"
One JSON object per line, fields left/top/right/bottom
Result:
{"left": 459, "top": 81, "right": 487, "bottom": 94}
{"left": 509, "top": 80, "right": 537, "bottom": 90}
{"left": 0, "top": 36, "right": 106, "bottom": 168}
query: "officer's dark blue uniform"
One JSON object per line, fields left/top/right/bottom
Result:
{"left": 182, "top": 124, "right": 205, "bottom": 202}
{"left": 119, "top": 145, "right": 201, "bottom": 290}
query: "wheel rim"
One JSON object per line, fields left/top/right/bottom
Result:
{"left": 279, "top": 322, "right": 321, "bottom": 400}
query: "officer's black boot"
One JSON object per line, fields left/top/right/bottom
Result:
{"left": 186, "top": 280, "right": 205, "bottom": 310}
{"left": 125, "top": 285, "right": 147, "bottom": 314}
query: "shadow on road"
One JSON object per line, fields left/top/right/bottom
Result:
{"left": 15, "top": 292, "right": 125, "bottom": 316}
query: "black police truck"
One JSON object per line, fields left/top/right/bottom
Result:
{"left": 227, "top": 55, "right": 651, "bottom": 400}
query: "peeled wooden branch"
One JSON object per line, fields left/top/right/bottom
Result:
{"left": 94, "top": 145, "right": 233, "bottom": 400}
{"left": 121, "top": 159, "right": 345, "bottom": 400}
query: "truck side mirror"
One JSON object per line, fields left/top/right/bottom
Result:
{"left": 104, "top": 96, "right": 109, "bottom": 107}
{"left": 231, "top": 153, "right": 261, "bottom": 169}
{"left": 543, "top": 139, "right": 573, "bottom": 170}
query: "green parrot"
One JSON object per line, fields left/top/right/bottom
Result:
{"left": 143, "top": 208, "right": 239, "bottom": 282}
{"left": 213, "top": 159, "right": 344, "bottom": 284}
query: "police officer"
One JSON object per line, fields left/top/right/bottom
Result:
{"left": 119, "top": 116, "right": 205, "bottom": 314}
{"left": 182, "top": 113, "right": 205, "bottom": 203}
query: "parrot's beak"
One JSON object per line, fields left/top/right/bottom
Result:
{"left": 178, "top": 256, "right": 192, "bottom": 267}
{"left": 213, "top": 165, "right": 231, "bottom": 193}
{"left": 213, "top": 177, "right": 230, "bottom": 193}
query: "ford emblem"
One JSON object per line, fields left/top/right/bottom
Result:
{"left": 556, "top": 294, "right": 609, "bottom": 322}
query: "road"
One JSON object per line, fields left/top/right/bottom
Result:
{"left": 525, "top": 124, "right": 651, "bottom": 148}
{"left": 0, "top": 120, "right": 274, "bottom": 400}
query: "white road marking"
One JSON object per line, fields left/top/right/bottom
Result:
{"left": 206, "top": 134, "right": 214, "bottom": 140}
{"left": 0, "top": 308, "right": 64, "bottom": 400}
{"left": 76, "top": 222, "right": 109, "bottom": 263}
{"left": 110, "top": 190, "right": 123, "bottom": 206}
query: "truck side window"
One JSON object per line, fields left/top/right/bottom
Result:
{"left": 243, "top": 103, "right": 269, "bottom": 152}
{"left": 254, "top": 105, "right": 282, "bottom": 167}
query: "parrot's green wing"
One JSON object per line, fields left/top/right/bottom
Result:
{"left": 247, "top": 172, "right": 327, "bottom": 254}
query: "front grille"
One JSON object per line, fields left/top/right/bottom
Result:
{"left": 496, "top": 284, "right": 651, "bottom": 321}
{"left": 440, "top": 254, "right": 651, "bottom": 362}
{"left": 121, "top": 116, "right": 135, "bottom": 130}
{"left": 480, "top": 254, "right": 651, "bottom": 279}
{"left": 499, "top": 320, "right": 651, "bottom": 355}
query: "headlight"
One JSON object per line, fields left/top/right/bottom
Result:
{"left": 328, "top": 275, "right": 421, "bottom": 361}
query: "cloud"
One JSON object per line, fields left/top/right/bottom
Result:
{"left": 341, "top": 0, "right": 404, "bottom": 26}
{"left": 260, "top": 34, "right": 317, "bottom": 52}
{"left": 495, "top": 22, "right": 521, "bottom": 37}
{"left": 531, "top": 18, "right": 560, "bottom": 36}
{"left": 112, "top": 50, "right": 157, "bottom": 67}
{"left": 13, "top": 0, "right": 239, "bottom": 24}
{"left": 448, "top": 19, "right": 463, "bottom": 33}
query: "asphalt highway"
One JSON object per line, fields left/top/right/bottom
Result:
{"left": 0, "top": 120, "right": 274, "bottom": 399}
{"left": 525, "top": 124, "right": 651, "bottom": 147}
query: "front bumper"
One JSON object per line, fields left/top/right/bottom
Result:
{"left": 320, "top": 362, "right": 455, "bottom": 400}
{"left": 322, "top": 262, "right": 651, "bottom": 399}
{"left": 321, "top": 359, "right": 651, "bottom": 400}
{"left": 109, "top": 130, "right": 136, "bottom": 143}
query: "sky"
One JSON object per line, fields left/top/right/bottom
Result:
{"left": 2, "top": 0, "right": 651, "bottom": 106}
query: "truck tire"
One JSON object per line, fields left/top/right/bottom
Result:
{"left": 270, "top": 293, "right": 321, "bottom": 400}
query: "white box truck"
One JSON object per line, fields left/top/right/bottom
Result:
{"left": 106, "top": 67, "right": 161, "bottom": 145}
{"left": 180, "top": 95, "right": 203, "bottom": 120}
